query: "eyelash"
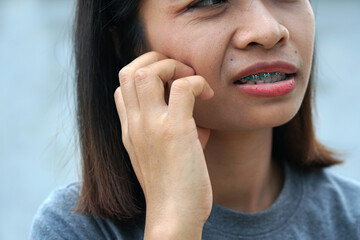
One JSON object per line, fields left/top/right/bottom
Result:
{"left": 187, "top": 0, "right": 227, "bottom": 9}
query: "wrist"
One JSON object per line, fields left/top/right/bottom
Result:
{"left": 144, "top": 208, "right": 206, "bottom": 240}
{"left": 144, "top": 220, "right": 204, "bottom": 240}
{"left": 144, "top": 222, "right": 203, "bottom": 240}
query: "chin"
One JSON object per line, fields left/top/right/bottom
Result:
{"left": 194, "top": 100, "right": 302, "bottom": 132}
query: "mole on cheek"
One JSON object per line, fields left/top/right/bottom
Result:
{"left": 295, "top": 50, "right": 298, "bottom": 54}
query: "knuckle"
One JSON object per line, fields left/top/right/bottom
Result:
{"left": 119, "top": 66, "right": 132, "bottom": 78}
{"left": 190, "top": 76, "right": 206, "bottom": 87}
{"left": 194, "top": 75, "right": 206, "bottom": 82}
{"left": 172, "top": 79, "right": 192, "bottom": 93}
{"left": 119, "top": 66, "right": 134, "bottom": 85}
{"left": 193, "top": 76, "right": 206, "bottom": 89}
{"left": 134, "top": 68, "right": 149, "bottom": 83}
{"left": 148, "top": 51, "right": 164, "bottom": 61}
{"left": 164, "top": 58, "right": 177, "bottom": 65}
{"left": 134, "top": 68, "right": 154, "bottom": 90}
{"left": 114, "top": 87, "right": 121, "bottom": 98}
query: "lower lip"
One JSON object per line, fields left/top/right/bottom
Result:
{"left": 234, "top": 76, "right": 296, "bottom": 97}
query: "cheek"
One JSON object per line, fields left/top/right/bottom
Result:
{"left": 146, "top": 22, "right": 227, "bottom": 82}
{"left": 290, "top": 8, "right": 315, "bottom": 61}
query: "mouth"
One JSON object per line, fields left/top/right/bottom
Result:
{"left": 231, "top": 61, "right": 297, "bottom": 86}
{"left": 233, "top": 72, "right": 294, "bottom": 85}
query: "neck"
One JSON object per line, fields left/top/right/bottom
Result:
{"left": 204, "top": 128, "right": 283, "bottom": 213}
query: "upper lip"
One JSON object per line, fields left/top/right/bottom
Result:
{"left": 232, "top": 61, "right": 297, "bottom": 82}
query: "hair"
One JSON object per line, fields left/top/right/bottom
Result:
{"left": 74, "top": 0, "right": 341, "bottom": 223}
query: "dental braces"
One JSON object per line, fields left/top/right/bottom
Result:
{"left": 241, "top": 72, "right": 283, "bottom": 80}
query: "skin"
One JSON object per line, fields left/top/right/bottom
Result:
{"left": 114, "top": 0, "right": 315, "bottom": 239}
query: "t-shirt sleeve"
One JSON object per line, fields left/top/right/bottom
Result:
{"left": 30, "top": 183, "right": 105, "bottom": 240}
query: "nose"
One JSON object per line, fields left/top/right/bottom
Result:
{"left": 232, "top": 2, "right": 290, "bottom": 50}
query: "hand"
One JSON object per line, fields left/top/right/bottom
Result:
{"left": 114, "top": 51, "right": 214, "bottom": 239}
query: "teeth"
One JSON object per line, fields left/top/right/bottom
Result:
{"left": 238, "top": 72, "right": 288, "bottom": 85}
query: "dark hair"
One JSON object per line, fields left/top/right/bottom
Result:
{"left": 74, "top": 0, "right": 145, "bottom": 221}
{"left": 74, "top": 0, "right": 341, "bottom": 223}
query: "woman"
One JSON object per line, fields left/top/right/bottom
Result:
{"left": 31, "top": 0, "right": 360, "bottom": 239}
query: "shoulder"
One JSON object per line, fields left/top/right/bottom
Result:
{"left": 304, "top": 168, "right": 360, "bottom": 207}
{"left": 30, "top": 183, "right": 101, "bottom": 239}
{"left": 301, "top": 168, "right": 360, "bottom": 230}
{"left": 30, "top": 183, "right": 144, "bottom": 240}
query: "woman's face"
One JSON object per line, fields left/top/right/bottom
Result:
{"left": 139, "top": 0, "right": 315, "bottom": 131}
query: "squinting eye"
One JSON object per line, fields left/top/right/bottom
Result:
{"left": 187, "top": 0, "right": 227, "bottom": 9}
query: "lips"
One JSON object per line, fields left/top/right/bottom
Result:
{"left": 232, "top": 61, "right": 297, "bottom": 84}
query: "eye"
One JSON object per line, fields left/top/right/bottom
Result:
{"left": 187, "top": 0, "right": 227, "bottom": 9}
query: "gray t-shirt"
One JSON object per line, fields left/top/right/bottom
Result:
{"left": 30, "top": 163, "right": 360, "bottom": 239}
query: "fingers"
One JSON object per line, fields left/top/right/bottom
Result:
{"left": 118, "top": 52, "right": 168, "bottom": 117}
{"left": 168, "top": 76, "right": 214, "bottom": 121}
{"left": 118, "top": 51, "right": 214, "bottom": 123}
{"left": 119, "top": 51, "right": 195, "bottom": 116}
{"left": 114, "top": 87, "right": 128, "bottom": 135}
{"left": 114, "top": 87, "right": 144, "bottom": 185}
{"left": 134, "top": 59, "right": 195, "bottom": 113}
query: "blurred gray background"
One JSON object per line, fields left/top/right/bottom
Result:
{"left": 1, "top": 0, "right": 359, "bottom": 239}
